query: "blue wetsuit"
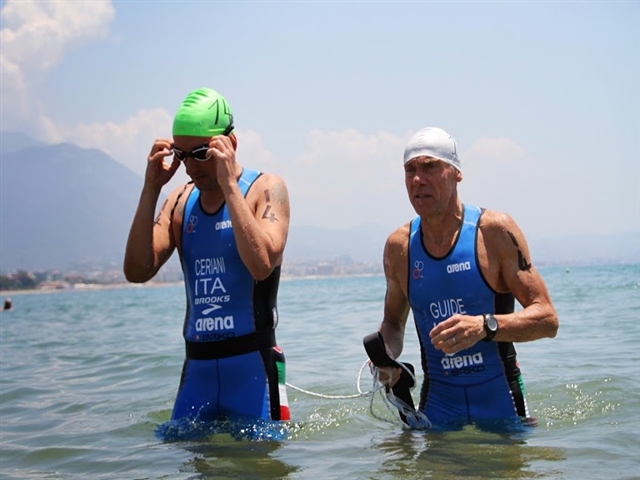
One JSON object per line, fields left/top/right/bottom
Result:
{"left": 171, "top": 168, "right": 289, "bottom": 422}
{"left": 408, "top": 204, "right": 528, "bottom": 428}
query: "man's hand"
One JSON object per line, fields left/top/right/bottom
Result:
{"left": 374, "top": 365, "right": 402, "bottom": 389}
{"left": 145, "top": 139, "right": 181, "bottom": 190}
{"left": 207, "top": 135, "right": 238, "bottom": 190}
{"left": 430, "top": 313, "right": 485, "bottom": 354}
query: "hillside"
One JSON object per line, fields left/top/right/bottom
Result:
{"left": 0, "top": 138, "right": 148, "bottom": 271}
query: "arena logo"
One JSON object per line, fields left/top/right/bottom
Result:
{"left": 215, "top": 220, "right": 233, "bottom": 230}
{"left": 441, "top": 352, "right": 484, "bottom": 370}
{"left": 446, "top": 261, "right": 471, "bottom": 274}
{"left": 195, "top": 315, "right": 235, "bottom": 332}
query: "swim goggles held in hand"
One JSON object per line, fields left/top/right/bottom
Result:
{"left": 172, "top": 121, "right": 235, "bottom": 162}
{"left": 172, "top": 144, "right": 210, "bottom": 162}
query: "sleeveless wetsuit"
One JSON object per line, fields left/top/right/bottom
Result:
{"left": 408, "top": 204, "right": 527, "bottom": 428}
{"left": 171, "top": 168, "right": 289, "bottom": 422}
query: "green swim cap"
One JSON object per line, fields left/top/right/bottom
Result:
{"left": 172, "top": 87, "right": 234, "bottom": 137}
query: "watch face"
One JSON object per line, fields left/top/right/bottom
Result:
{"left": 483, "top": 314, "right": 498, "bottom": 342}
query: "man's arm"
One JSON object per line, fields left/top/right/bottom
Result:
{"left": 484, "top": 210, "right": 559, "bottom": 342}
{"left": 223, "top": 173, "right": 290, "bottom": 281}
{"left": 430, "top": 210, "right": 558, "bottom": 353}
{"left": 123, "top": 140, "right": 181, "bottom": 283}
{"left": 378, "top": 225, "right": 412, "bottom": 360}
{"left": 207, "top": 134, "right": 290, "bottom": 281}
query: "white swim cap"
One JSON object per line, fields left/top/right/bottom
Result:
{"left": 403, "top": 127, "right": 461, "bottom": 171}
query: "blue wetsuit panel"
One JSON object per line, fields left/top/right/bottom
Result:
{"left": 171, "top": 169, "right": 288, "bottom": 422}
{"left": 408, "top": 204, "right": 526, "bottom": 428}
{"left": 172, "top": 352, "right": 269, "bottom": 420}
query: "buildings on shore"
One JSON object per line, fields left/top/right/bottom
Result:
{"left": 1, "top": 255, "right": 382, "bottom": 291}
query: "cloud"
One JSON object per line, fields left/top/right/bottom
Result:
{"left": 464, "top": 136, "right": 536, "bottom": 172}
{"left": 236, "top": 129, "right": 283, "bottom": 175}
{"left": 89, "top": 125, "right": 539, "bottom": 232}
{"left": 274, "top": 130, "right": 545, "bottom": 231}
{"left": 0, "top": 0, "right": 544, "bottom": 233}
{"left": 457, "top": 136, "right": 548, "bottom": 234}
{"left": 65, "top": 124, "right": 415, "bottom": 229}
{"left": 40, "top": 106, "right": 173, "bottom": 176}
{"left": 281, "top": 129, "right": 413, "bottom": 228}
{"left": 0, "top": 0, "right": 115, "bottom": 126}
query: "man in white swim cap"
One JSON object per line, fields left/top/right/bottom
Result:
{"left": 403, "top": 126, "right": 461, "bottom": 171}
{"left": 371, "top": 126, "right": 558, "bottom": 430}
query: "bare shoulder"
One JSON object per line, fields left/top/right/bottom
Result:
{"left": 156, "top": 183, "right": 193, "bottom": 217}
{"left": 477, "top": 208, "right": 536, "bottom": 290}
{"left": 251, "top": 172, "right": 289, "bottom": 203}
{"left": 477, "top": 209, "right": 526, "bottom": 250}
{"left": 384, "top": 222, "right": 411, "bottom": 271}
{"left": 478, "top": 209, "right": 518, "bottom": 233}
{"left": 385, "top": 223, "right": 411, "bottom": 253}
{"left": 382, "top": 222, "right": 412, "bottom": 304}
{"left": 167, "top": 182, "right": 193, "bottom": 203}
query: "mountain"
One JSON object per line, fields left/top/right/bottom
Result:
{"left": 0, "top": 131, "right": 45, "bottom": 156}
{"left": 0, "top": 138, "right": 149, "bottom": 271}
{"left": 0, "top": 133, "right": 388, "bottom": 273}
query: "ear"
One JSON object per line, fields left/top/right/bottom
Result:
{"left": 456, "top": 169, "right": 463, "bottom": 183}
{"left": 229, "top": 133, "right": 238, "bottom": 151}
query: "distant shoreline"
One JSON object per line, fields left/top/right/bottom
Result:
{"left": 0, "top": 273, "right": 386, "bottom": 296}
{"left": 0, "top": 281, "right": 184, "bottom": 296}
{"left": 2, "top": 261, "right": 637, "bottom": 297}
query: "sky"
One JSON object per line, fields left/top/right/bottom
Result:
{"left": 1, "top": 0, "right": 638, "bottom": 240}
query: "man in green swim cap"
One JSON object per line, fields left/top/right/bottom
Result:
{"left": 124, "top": 87, "right": 292, "bottom": 431}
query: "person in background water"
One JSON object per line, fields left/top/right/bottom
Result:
{"left": 375, "top": 127, "right": 558, "bottom": 430}
{"left": 1, "top": 298, "right": 12, "bottom": 311}
{"left": 124, "top": 87, "right": 291, "bottom": 424}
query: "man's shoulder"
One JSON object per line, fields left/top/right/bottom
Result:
{"left": 477, "top": 208, "right": 525, "bottom": 254}
{"left": 385, "top": 222, "right": 412, "bottom": 251}
{"left": 478, "top": 208, "right": 517, "bottom": 231}
{"left": 164, "top": 182, "right": 195, "bottom": 208}
{"left": 247, "top": 170, "right": 289, "bottom": 204}
{"left": 250, "top": 170, "right": 288, "bottom": 188}
{"left": 168, "top": 181, "right": 194, "bottom": 197}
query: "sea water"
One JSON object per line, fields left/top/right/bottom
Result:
{"left": 1, "top": 263, "right": 639, "bottom": 479}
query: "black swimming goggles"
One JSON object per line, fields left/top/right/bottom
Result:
{"left": 172, "top": 144, "right": 210, "bottom": 162}
{"left": 172, "top": 121, "right": 234, "bottom": 162}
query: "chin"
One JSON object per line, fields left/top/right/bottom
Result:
{"left": 196, "top": 180, "right": 219, "bottom": 192}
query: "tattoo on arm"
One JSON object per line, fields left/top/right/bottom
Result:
{"left": 507, "top": 231, "right": 532, "bottom": 271}
{"left": 262, "top": 205, "right": 278, "bottom": 222}
{"left": 260, "top": 183, "right": 288, "bottom": 223}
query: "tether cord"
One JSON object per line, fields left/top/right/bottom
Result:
{"left": 285, "top": 359, "right": 382, "bottom": 400}
{"left": 285, "top": 358, "right": 431, "bottom": 429}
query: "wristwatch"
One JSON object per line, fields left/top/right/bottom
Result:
{"left": 483, "top": 313, "right": 499, "bottom": 342}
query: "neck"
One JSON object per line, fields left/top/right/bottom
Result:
{"left": 420, "top": 199, "right": 464, "bottom": 255}
{"left": 199, "top": 186, "right": 225, "bottom": 214}
{"left": 198, "top": 165, "right": 243, "bottom": 214}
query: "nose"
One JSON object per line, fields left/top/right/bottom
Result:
{"left": 410, "top": 171, "right": 424, "bottom": 185}
{"left": 182, "top": 156, "right": 199, "bottom": 175}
